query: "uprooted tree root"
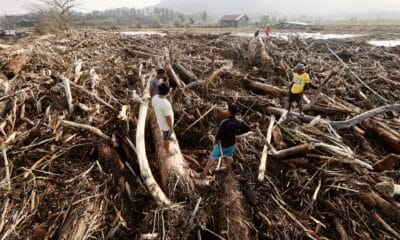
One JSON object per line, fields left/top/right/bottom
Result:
{"left": 0, "top": 30, "right": 399, "bottom": 239}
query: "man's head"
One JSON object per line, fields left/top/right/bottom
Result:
{"left": 156, "top": 68, "right": 166, "bottom": 79}
{"left": 158, "top": 83, "right": 170, "bottom": 96}
{"left": 228, "top": 104, "right": 238, "bottom": 117}
{"left": 294, "top": 63, "right": 305, "bottom": 74}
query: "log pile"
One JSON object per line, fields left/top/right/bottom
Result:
{"left": 0, "top": 30, "right": 399, "bottom": 239}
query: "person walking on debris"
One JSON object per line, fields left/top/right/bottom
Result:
{"left": 149, "top": 68, "right": 167, "bottom": 98}
{"left": 202, "top": 104, "right": 251, "bottom": 177}
{"left": 254, "top": 30, "right": 260, "bottom": 37}
{"left": 265, "top": 26, "right": 271, "bottom": 42}
{"left": 151, "top": 83, "right": 174, "bottom": 153}
{"left": 287, "top": 63, "right": 317, "bottom": 115}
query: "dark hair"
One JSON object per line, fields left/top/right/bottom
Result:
{"left": 158, "top": 83, "right": 170, "bottom": 96}
{"left": 157, "top": 68, "right": 166, "bottom": 75}
{"left": 228, "top": 104, "right": 238, "bottom": 116}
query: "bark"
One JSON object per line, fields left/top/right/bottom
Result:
{"left": 243, "top": 79, "right": 285, "bottom": 97}
{"left": 217, "top": 175, "right": 250, "bottom": 240}
{"left": 173, "top": 62, "right": 198, "bottom": 84}
{"left": 363, "top": 119, "right": 400, "bottom": 153}
{"left": 149, "top": 112, "right": 194, "bottom": 196}
{"left": 271, "top": 144, "right": 316, "bottom": 159}
{"left": 136, "top": 76, "right": 172, "bottom": 207}
{"left": 373, "top": 154, "right": 399, "bottom": 172}
{"left": 2, "top": 55, "right": 31, "bottom": 79}
{"left": 267, "top": 104, "right": 400, "bottom": 129}
{"left": 361, "top": 191, "right": 400, "bottom": 223}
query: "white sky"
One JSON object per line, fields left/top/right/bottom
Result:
{"left": 1, "top": 0, "right": 162, "bottom": 15}
{"left": 2, "top": 0, "right": 400, "bottom": 15}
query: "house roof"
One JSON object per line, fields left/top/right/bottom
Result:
{"left": 219, "top": 14, "right": 248, "bottom": 22}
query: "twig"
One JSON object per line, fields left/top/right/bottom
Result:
{"left": 60, "top": 75, "right": 74, "bottom": 112}
{"left": 61, "top": 120, "right": 111, "bottom": 141}
{"left": 326, "top": 43, "right": 387, "bottom": 102}
{"left": 181, "top": 104, "right": 217, "bottom": 135}
{"left": 373, "top": 212, "right": 400, "bottom": 239}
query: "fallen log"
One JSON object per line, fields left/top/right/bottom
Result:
{"left": 363, "top": 120, "right": 400, "bottom": 153}
{"left": 2, "top": 54, "right": 31, "bottom": 79}
{"left": 361, "top": 190, "right": 400, "bottom": 223}
{"left": 271, "top": 143, "right": 315, "bottom": 159}
{"left": 136, "top": 75, "right": 172, "bottom": 207}
{"left": 216, "top": 175, "right": 250, "bottom": 240}
{"left": 149, "top": 113, "right": 194, "bottom": 194}
{"left": 243, "top": 79, "right": 285, "bottom": 97}
{"left": 267, "top": 104, "right": 400, "bottom": 129}
{"left": 258, "top": 115, "right": 275, "bottom": 182}
{"left": 173, "top": 62, "right": 198, "bottom": 84}
{"left": 375, "top": 181, "right": 400, "bottom": 198}
{"left": 373, "top": 154, "right": 399, "bottom": 172}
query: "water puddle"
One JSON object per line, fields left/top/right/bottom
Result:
{"left": 367, "top": 40, "right": 400, "bottom": 47}
{"left": 233, "top": 32, "right": 361, "bottom": 40}
{"left": 121, "top": 31, "right": 167, "bottom": 36}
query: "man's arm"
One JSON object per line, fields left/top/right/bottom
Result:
{"left": 237, "top": 121, "right": 251, "bottom": 135}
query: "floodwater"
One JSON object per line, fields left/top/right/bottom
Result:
{"left": 121, "top": 31, "right": 167, "bottom": 36}
{"left": 367, "top": 40, "right": 400, "bottom": 47}
{"left": 233, "top": 32, "right": 361, "bottom": 40}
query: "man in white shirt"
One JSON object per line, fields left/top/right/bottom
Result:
{"left": 151, "top": 83, "right": 174, "bottom": 153}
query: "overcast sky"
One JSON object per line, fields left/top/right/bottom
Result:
{"left": 2, "top": 0, "right": 400, "bottom": 15}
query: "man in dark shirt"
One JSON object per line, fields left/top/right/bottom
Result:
{"left": 149, "top": 68, "right": 166, "bottom": 98}
{"left": 202, "top": 104, "right": 251, "bottom": 177}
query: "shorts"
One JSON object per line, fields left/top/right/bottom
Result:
{"left": 162, "top": 131, "right": 172, "bottom": 140}
{"left": 210, "top": 144, "right": 235, "bottom": 160}
{"left": 289, "top": 92, "right": 302, "bottom": 104}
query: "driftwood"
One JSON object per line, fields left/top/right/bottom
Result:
{"left": 173, "top": 62, "right": 198, "bottom": 84}
{"left": 149, "top": 113, "right": 194, "bottom": 192}
{"left": 135, "top": 75, "right": 172, "bottom": 207}
{"left": 258, "top": 115, "right": 275, "bottom": 182}
{"left": 243, "top": 79, "right": 285, "bottom": 97}
{"left": 2, "top": 54, "right": 31, "bottom": 79}
{"left": 363, "top": 119, "right": 400, "bottom": 153}
{"left": 267, "top": 104, "right": 400, "bottom": 129}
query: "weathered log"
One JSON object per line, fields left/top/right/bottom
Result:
{"left": 373, "top": 154, "right": 399, "bottom": 172}
{"left": 363, "top": 119, "right": 400, "bottom": 153}
{"left": 258, "top": 115, "right": 275, "bottom": 182}
{"left": 217, "top": 175, "right": 250, "bottom": 240}
{"left": 149, "top": 112, "right": 194, "bottom": 194}
{"left": 243, "top": 79, "right": 285, "bottom": 97}
{"left": 271, "top": 144, "right": 315, "bottom": 159}
{"left": 2, "top": 54, "right": 31, "bottom": 79}
{"left": 173, "top": 62, "right": 198, "bottom": 84}
{"left": 375, "top": 181, "right": 400, "bottom": 198}
{"left": 361, "top": 191, "right": 400, "bottom": 223}
{"left": 136, "top": 75, "right": 172, "bottom": 207}
{"left": 267, "top": 104, "right": 400, "bottom": 129}
{"left": 272, "top": 125, "right": 287, "bottom": 150}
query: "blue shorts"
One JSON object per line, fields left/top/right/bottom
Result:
{"left": 162, "top": 131, "right": 172, "bottom": 140}
{"left": 210, "top": 144, "right": 235, "bottom": 160}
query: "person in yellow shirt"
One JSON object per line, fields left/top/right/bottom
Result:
{"left": 287, "top": 63, "right": 316, "bottom": 115}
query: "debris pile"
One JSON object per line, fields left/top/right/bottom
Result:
{"left": 0, "top": 30, "right": 399, "bottom": 239}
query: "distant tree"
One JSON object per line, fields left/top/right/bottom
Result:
{"left": 29, "top": 0, "right": 79, "bottom": 32}
{"left": 178, "top": 14, "right": 185, "bottom": 25}
{"left": 201, "top": 11, "right": 207, "bottom": 24}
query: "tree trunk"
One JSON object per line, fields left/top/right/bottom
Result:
{"left": 363, "top": 119, "right": 400, "bottom": 153}
{"left": 173, "top": 62, "right": 198, "bottom": 84}
{"left": 2, "top": 55, "right": 31, "bottom": 79}
{"left": 243, "top": 79, "right": 285, "bottom": 97}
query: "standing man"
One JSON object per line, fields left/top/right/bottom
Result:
{"left": 265, "top": 26, "right": 271, "bottom": 43}
{"left": 254, "top": 30, "right": 260, "bottom": 37}
{"left": 149, "top": 68, "right": 167, "bottom": 98}
{"left": 151, "top": 83, "right": 174, "bottom": 153}
{"left": 202, "top": 104, "right": 251, "bottom": 177}
{"left": 287, "top": 63, "right": 316, "bottom": 115}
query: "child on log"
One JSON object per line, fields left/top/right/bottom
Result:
{"left": 287, "top": 63, "right": 317, "bottom": 115}
{"left": 149, "top": 68, "right": 167, "bottom": 98}
{"left": 151, "top": 83, "right": 174, "bottom": 154}
{"left": 201, "top": 104, "right": 251, "bottom": 177}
